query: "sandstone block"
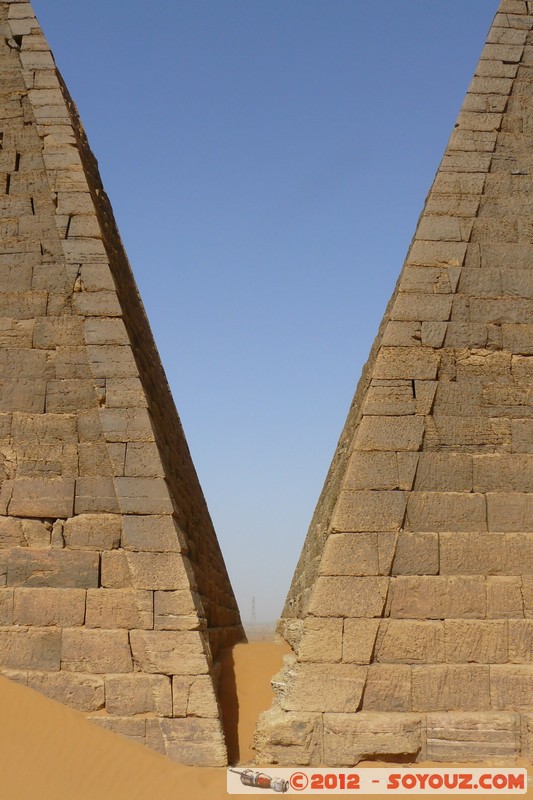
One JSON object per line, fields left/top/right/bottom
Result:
{"left": 129, "top": 630, "right": 209, "bottom": 675}
{"left": 121, "top": 515, "right": 183, "bottom": 552}
{"left": 391, "top": 293, "right": 453, "bottom": 322}
{"left": 153, "top": 590, "right": 203, "bottom": 630}
{"left": 323, "top": 712, "right": 422, "bottom": 766}
{"left": 512, "top": 419, "right": 533, "bottom": 453}
{"left": 7, "top": 549, "right": 99, "bottom": 588}
{"left": 0, "top": 626, "right": 60, "bottom": 670}
{"left": 146, "top": 717, "right": 227, "bottom": 767}
{"left": 332, "top": 491, "right": 405, "bottom": 533}
{"left": 374, "top": 347, "right": 439, "bottom": 380}
{"left": 362, "top": 664, "right": 411, "bottom": 711}
{"left": 319, "top": 533, "right": 378, "bottom": 576}
{"left": 74, "top": 478, "right": 119, "bottom": 514}
{"left": 490, "top": 665, "right": 533, "bottom": 709}
{"left": 63, "top": 513, "right": 121, "bottom": 550}
{"left": 445, "top": 620, "right": 508, "bottom": 664}
{"left": 253, "top": 707, "right": 322, "bottom": 766}
{"left": 0, "top": 587, "right": 12, "bottom": 624}
{"left": 123, "top": 442, "right": 164, "bottom": 477}
{"left": 297, "top": 618, "right": 343, "bottom": 662}
{"left": 473, "top": 454, "right": 533, "bottom": 492}
{"left": 308, "top": 576, "right": 388, "bottom": 618}
{"left": 8, "top": 477, "right": 74, "bottom": 517}
{"left": 90, "top": 716, "right": 146, "bottom": 746}
{"left": 28, "top": 671, "right": 104, "bottom": 711}
{"left": 406, "top": 492, "right": 486, "bottom": 532}
{"left": 343, "top": 452, "right": 397, "bottom": 490}
{"left": 508, "top": 620, "right": 533, "bottom": 662}
{"left": 85, "top": 589, "right": 153, "bottom": 629}
{"left": 73, "top": 291, "right": 122, "bottom": 317}
{"left": 86, "top": 345, "right": 138, "bottom": 379}
{"left": 412, "top": 665, "right": 490, "bottom": 711}
{"left": 342, "top": 619, "right": 380, "bottom": 664}
{"left": 0, "top": 516, "right": 24, "bottom": 547}
{"left": 45, "top": 380, "right": 96, "bottom": 413}
{"left": 105, "top": 674, "right": 171, "bottom": 716}
{"left": 376, "top": 620, "right": 444, "bottom": 663}
{"left": 381, "top": 321, "right": 421, "bottom": 348}
{"left": 440, "top": 532, "right": 533, "bottom": 575}
{"left": 426, "top": 712, "right": 520, "bottom": 761}
{"left": 487, "top": 577, "right": 525, "bottom": 619}
{"left": 487, "top": 493, "right": 533, "bottom": 532}
{"left": 362, "top": 382, "right": 415, "bottom": 416}
{"left": 13, "top": 587, "right": 85, "bottom": 626}
{"left": 522, "top": 714, "right": 533, "bottom": 760}
{"left": 391, "top": 532, "right": 439, "bottom": 575}
{"left": 61, "top": 629, "right": 133, "bottom": 673}
{"left": 172, "top": 674, "right": 219, "bottom": 718}
{"left": 389, "top": 576, "right": 486, "bottom": 619}
{"left": 114, "top": 477, "right": 173, "bottom": 514}
{"left": 101, "top": 551, "right": 193, "bottom": 590}
{"left": 105, "top": 378, "right": 148, "bottom": 409}
{"left": 99, "top": 408, "right": 153, "bottom": 442}
{"left": 356, "top": 416, "right": 424, "bottom": 451}
{"left": 281, "top": 663, "right": 366, "bottom": 713}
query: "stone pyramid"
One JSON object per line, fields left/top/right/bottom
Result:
{"left": 0, "top": 0, "right": 243, "bottom": 766}
{"left": 256, "top": 0, "right": 533, "bottom": 765}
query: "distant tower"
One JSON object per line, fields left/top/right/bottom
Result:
{"left": 256, "top": 1, "right": 533, "bottom": 765}
{"left": 0, "top": 0, "right": 243, "bottom": 766}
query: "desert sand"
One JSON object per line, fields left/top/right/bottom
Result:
{"left": 0, "top": 638, "right": 530, "bottom": 799}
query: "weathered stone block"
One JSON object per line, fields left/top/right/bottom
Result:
{"left": 153, "top": 590, "right": 203, "bottom": 630}
{"left": 129, "top": 630, "right": 209, "bottom": 674}
{"left": 99, "top": 408, "right": 153, "bottom": 442}
{"left": 391, "top": 293, "right": 453, "bottom": 322}
{"left": 490, "top": 665, "right": 533, "bottom": 708}
{"left": 356, "top": 416, "right": 424, "bottom": 451}
{"left": 281, "top": 663, "right": 366, "bottom": 713}
{"left": 123, "top": 442, "right": 164, "bottom": 477}
{"left": 63, "top": 513, "right": 121, "bottom": 550}
{"left": 487, "top": 577, "right": 525, "bottom": 619}
{"left": 61, "top": 629, "right": 133, "bottom": 673}
{"left": 343, "top": 452, "right": 398, "bottom": 490}
{"left": 374, "top": 347, "right": 439, "bottom": 380}
{"left": 487, "top": 493, "right": 533, "bottom": 532}
{"left": 114, "top": 477, "right": 173, "bottom": 514}
{"left": 445, "top": 620, "right": 508, "bottom": 664}
{"left": 362, "top": 664, "right": 411, "bottom": 711}
{"left": 13, "top": 587, "right": 85, "bottom": 626}
{"left": 146, "top": 717, "right": 227, "bottom": 767}
{"left": 253, "top": 708, "right": 323, "bottom": 766}
{"left": 406, "top": 492, "right": 486, "bottom": 532}
{"left": 308, "top": 577, "right": 388, "bottom": 618}
{"left": 297, "top": 618, "right": 343, "bottom": 662}
{"left": 412, "top": 665, "right": 490, "bottom": 711}
{"left": 376, "top": 620, "right": 444, "bottom": 663}
{"left": 319, "top": 533, "right": 378, "bottom": 576}
{"left": 101, "top": 551, "right": 193, "bottom": 590}
{"left": 0, "top": 588, "right": 13, "bottom": 624}
{"left": 0, "top": 516, "right": 24, "bottom": 547}
{"left": 121, "top": 514, "right": 183, "bottom": 552}
{"left": 414, "top": 453, "right": 473, "bottom": 491}
{"left": 389, "top": 576, "right": 486, "bottom": 619}
{"left": 391, "top": 532, "right": 439, "bottom": 575}
{"left": 7, "top": 549, "right": 99, "bottom": 588}
{"left": 8, "top": 477, "right": 74, "bottom": 517}
{"left": 323, "top": 712, "right": 423, "bottom": 766}
{"left": 85, "top": 589, "right": 153, "bottom": 629}
{"left": 342, "top": 619, "right": 380, "bottom": 664}
{"left": 0, "top": 626, "right": 60, "bottom": 670}
{"left": 29, "top": 671, "right": 104, "bottom": 711}
{"left": 362, "top": 382, "right": 415, "bottom": 416}
{"left": 426, "top": 712, "right": 520, "bottom": 761}
{"left": 74, "top": 478, "right": 119, "bottom": 514}
{"left": 90, "top": 716, "right": 146, "bottom": 746}
{"left": 508, "top": 620, "right": 533, "bottom": 662}
{"left": 332, "top": 491, "right": 406, "bottom": 532}
{"left": 105, "top": 674, "right": 172, "bottom": 716}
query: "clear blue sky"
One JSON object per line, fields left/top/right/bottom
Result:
{"left": 32, "top": 0, "right": 500, "bottom": 624}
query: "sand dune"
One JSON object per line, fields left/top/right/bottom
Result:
{"left": 0, "top": 640, "right": 530, "bottom": 799}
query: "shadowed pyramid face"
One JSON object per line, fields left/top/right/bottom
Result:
{"left": 255, "top": 0, "right": 533, "bottom": 766}
{"left": 0, "top": 0, "right": 243, "bottom": 766}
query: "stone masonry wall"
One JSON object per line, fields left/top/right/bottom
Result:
{"left": 256, "top": 0, "right": 533, "bottom": 765}
{"left": 0, "top": 0, "right": 243, "bottom": 766}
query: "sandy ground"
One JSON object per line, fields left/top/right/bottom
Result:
{"left": 0, "top": 639, "right": 530, "bottom": 799}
